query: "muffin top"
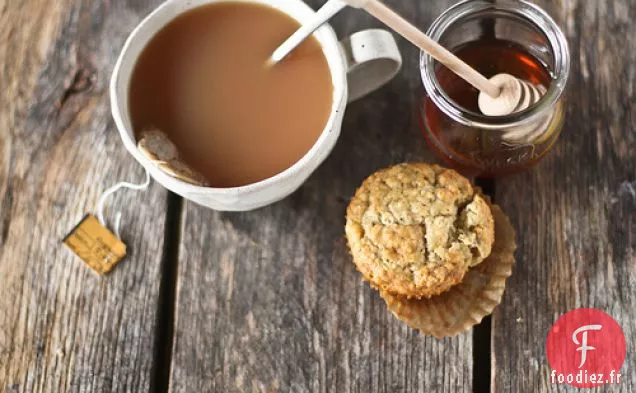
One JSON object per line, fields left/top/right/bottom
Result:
{"left": 345, "top": 163, "right": 494, "bottom": 298}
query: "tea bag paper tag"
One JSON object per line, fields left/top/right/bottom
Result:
{"left": 64, "top": 214, "right": 127, "bottom": 275}
{"left": 63, "top": 169, "right": 151, "bottom": 275}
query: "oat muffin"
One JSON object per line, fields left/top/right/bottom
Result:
{"left": 345, "top": 163, "right": 495, "bottom": 299}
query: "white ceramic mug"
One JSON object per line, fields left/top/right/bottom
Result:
{"left": 111, "top": 0, "right": 402, "bottom": 211}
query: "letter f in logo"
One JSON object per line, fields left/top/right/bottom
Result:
{"left": 572, "top": 325, "right": 602, "bottom": 368}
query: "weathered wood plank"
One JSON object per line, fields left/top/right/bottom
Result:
{"left": 0, "top": 0, "right": 170, "bottom": 391}
{"left": 169, "top": 1, "right": 475, "bottom": 392}
{"left": 171, "top": 203, "right": 473, "bottom": 393}
{"left": 492, "top": 1, "right": 636, "bottom": 392}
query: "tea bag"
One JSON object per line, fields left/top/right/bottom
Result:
{"left": 64, "top": 129, "right": 203, "bottom": 275}
{"left": 137, "top": 129, "right": 209, "bottom": 186}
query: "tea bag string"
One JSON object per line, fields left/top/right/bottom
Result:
{"left": 97, "top": 169, "right": 151, "bottom": 239}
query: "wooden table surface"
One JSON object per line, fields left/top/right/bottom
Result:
{"left": 1, "top": 0, "right": 634, "bottom": 392}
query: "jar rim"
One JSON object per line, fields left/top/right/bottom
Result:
{"left": 420, "top": 0, "right": 570, "bottom": 130}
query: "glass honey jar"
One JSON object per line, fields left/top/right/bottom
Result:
{"left": 420, "top": 0, "right": 570, "bottom": 177}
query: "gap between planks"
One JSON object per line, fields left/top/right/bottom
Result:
{"left": 149, "top": 193, "right": 183, "bottom": 393}
{"left": 148, "top": 181, "right": 497, "bottom": 393}
{"left": 473, "top": 178, "right": 496, "bottom": 393}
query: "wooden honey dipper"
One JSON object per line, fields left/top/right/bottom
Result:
{"left": 270, "top": 0, "right": 545, "bottom": 116}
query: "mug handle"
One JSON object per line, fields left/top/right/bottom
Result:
{"left": 339, "top": 29, "right": 402, "bottom": 102}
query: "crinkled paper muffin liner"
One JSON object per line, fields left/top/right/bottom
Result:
{"left": 380, "top": 201, "right": 516, "bottom": 339}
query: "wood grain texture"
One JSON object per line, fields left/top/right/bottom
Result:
{"left": 0, "top": 0, "right": 169, "bottom": 391}
{"left": 169, "top": 0, "right": 477, "bottom": 392}
{"left": 4, "top": 0, "right": 635, "bottom": 391}
{"left": 492, "top": 1, "right": 636, "bottom": 392}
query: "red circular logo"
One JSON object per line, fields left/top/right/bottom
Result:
{"left": 546, "top": 308, "right": 626, "bottom": 388}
